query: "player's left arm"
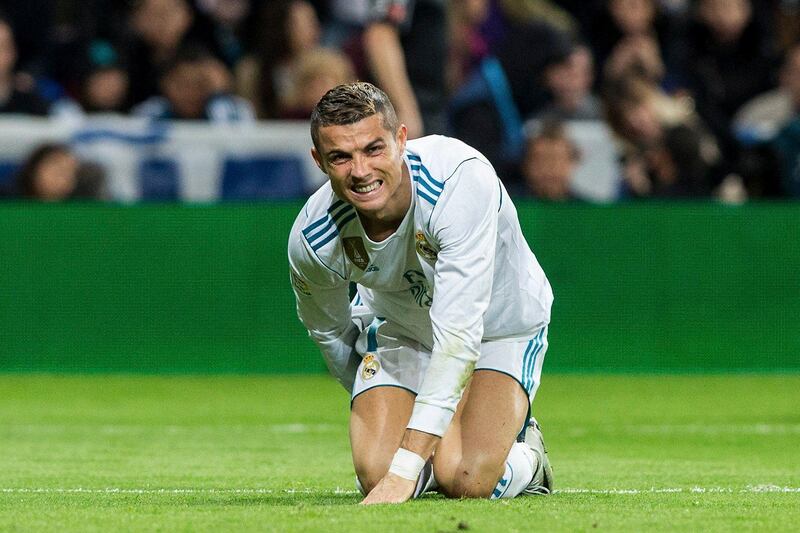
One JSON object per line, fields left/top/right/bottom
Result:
{"left": 362, "top": 157, "right": 500, "bottom": 504}
{"left": 409, "top": 158, "right": 498, "bottom": 436}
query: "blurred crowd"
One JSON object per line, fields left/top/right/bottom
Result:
{"left": 3, "top": 0, "right": 800, "bottom": 201}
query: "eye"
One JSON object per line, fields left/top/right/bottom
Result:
{"left": 367, "top": 144, "right": 384, "bottom": 155}
{"left": 329, "top": 154, "right": 349, "bottom": 165}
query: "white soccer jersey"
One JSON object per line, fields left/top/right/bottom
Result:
{"left": 288, "top": 135, "right": 553, "bottom": 437}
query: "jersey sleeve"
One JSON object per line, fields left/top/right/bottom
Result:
{"left": 407, "top": 158, "right": 500, "bottom": 436}
{"left": 288, "top": 222, "right": 359, "bottom": 392}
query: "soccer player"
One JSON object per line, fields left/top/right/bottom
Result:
{"left": 288, "top": 82, "right": 554, "bottom": 504}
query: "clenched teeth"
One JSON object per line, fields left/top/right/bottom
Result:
{"left": 354, "top": 181, "right": 381, "bottom": 193}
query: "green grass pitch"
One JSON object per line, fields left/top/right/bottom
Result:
{"left": 1, "top": 374, "right": 798, "bottom": 532}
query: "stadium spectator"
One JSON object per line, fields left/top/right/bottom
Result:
{"left": 734, "top": 43, "right": 800, "bottom": 144}
{"left": 518, "top": 120, "right": 581, "bottom": 200}
{"left": 125, "top": 0, "right": 223, "bottom": 106}
{"left": 446, "top": 0, "right": 491, "bottom": 94}
{"left": 278, "top": 48, "right": 356, "bottom": 120}
{"left": 603, "top": 31, "right": 666, "bottom": 85}
{"left": 605, "top": 73, "right": 721, "bottom": 198}
{"left": 588, "top": 0, "right": 684, "bottom": 88}
{"left": 0, "top": 2, "right": 56, "bottom": 77}
{"left": 499, "top": 0, "right": 581, "bottom": 36}
{"left": 768, "top": 44, "right": 800, "bottom": 197}
{"left": 448, "top": 20, "right": 574, "bottom": 176}
{"left": 730, "top": 42, "right": 800, "bottom": 197}
{"left": 0, "top": 0, "right": 798, "bottom": 204}
{"left": 0, "top": 15, "right": 50, "bottom": 115}
{"left": 773, "top": 115, "right": 800, "bottom": 197}
{"left": 13, "top": 143, "right": 106, "bottom": 201}
{"left": 76, "top": 40, "right": 131, "bottom": 114}
{"left": 544, "top": 0, "right": 609, "bottom": 37}
{"left": 325, "top": 0, "right": 449, "bottom": 137}
{"left": 194, "top": 0, "right": 252, "bottom": 67}
{"left": 534, "top": 44, "right": 603, "bottom": 121}
{"left": 237, "top": 0, "right": 323, "bottom": 119}
{"left": 774, "top": 0, "right": 800, "bottom": 51}
{"left": 43, "top": 1, "right": 129, "bottom": 94}
{"left": 685, "top": 0, "right": 780, "bottom": 171}
{"left": 132, "top": 45, "right": 254, "bottom": 122}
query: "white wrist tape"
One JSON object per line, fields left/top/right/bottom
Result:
{"left": 388, "top": 448, "right": 426, "bottom": 481}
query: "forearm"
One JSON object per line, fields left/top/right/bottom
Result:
{"left": 308, "top": 321, "right": 360, "bottom": 391}
{"left": 362, "top": 22, "right": 423, "bottom": 136}
{"left": 290, "top": 261, "right": 357, "bottom": 391}
{"left": 407, "top": 338, "right": 479, "bottom": 434}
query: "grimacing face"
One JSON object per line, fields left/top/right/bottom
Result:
{"left": 311, "top": 113, "right": 409, "bottom": 222}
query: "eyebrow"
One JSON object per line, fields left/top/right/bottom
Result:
{"left": 325, "top": 137, "right": 385, "bottom": 158}
{"left": 325, "top": 149, "right": 349, "bottom": 159}
{"left": 364, "top": 138, "right": 385, "bottom": 150}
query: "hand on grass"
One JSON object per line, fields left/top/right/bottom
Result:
{"left": 360, "top": 472, "right": 416, "bottom": 505}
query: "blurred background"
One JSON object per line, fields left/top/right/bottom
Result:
{"left": 0, "top": 0, "right": 798, "bottom": 374}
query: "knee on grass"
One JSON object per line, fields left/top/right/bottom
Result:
{"left": 435, "top": 454, "right": 502, "bottom": 499}
{"left": 354, "top": 462, "right": 389, "bottom": 495}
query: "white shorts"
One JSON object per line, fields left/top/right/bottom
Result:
{"left": 351, "top": 315, "right": 549, "bottom": 408}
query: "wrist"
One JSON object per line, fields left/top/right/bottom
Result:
{"left": 388, "top": 448, "right": 425, "bottom": 481}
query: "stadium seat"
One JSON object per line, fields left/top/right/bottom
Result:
{"left": 220, "top": 156, "right": 306, "bottom": 200}
{"left": 138, "top": 158, "right": 180, "bottom": 201}
{"left": 0, "top": 160, "right": 19, "bottom": 187}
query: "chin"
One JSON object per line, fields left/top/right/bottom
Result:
{"left": 345, "top": 187, "right": 388, "bottom": 213}
{"left": 350, "top": 197, "right": 386, "bottom": 215}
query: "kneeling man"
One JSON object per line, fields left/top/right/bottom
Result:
{"left": 288, "top": 82, "right": 554, "bottom": 504}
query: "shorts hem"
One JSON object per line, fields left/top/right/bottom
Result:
{"left": 350, "top": 383, "right": 417, "bottom": 409}
{"left": 473, "top": 367, "right": 530, "bottom": 398}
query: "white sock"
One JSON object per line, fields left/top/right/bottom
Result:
{"left": 490, "top": 442, "right": 537, "bottom": 499}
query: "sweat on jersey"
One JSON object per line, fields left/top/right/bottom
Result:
{"left": 288, "top": 135, "right": 553, "bottom": 438}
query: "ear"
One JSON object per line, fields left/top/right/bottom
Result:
{"left": 396, "top": 124, "right": 408, "bottom": 153}
{"left": 311, "top": 147, "right": 325, "bottom": 173}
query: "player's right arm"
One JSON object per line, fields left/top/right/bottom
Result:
{"left": 288, "top": 221, "right": 358, "bottom": 392}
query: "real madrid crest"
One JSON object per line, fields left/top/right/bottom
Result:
{"left": 290, "top": 270, "right": 311, "bottom": 296}
{"left": 361, "top": 353, "right": 380, "bottom": 380}
{"left": 343, "top": 237, "right": 370, "bottom": 270}
{"left": 415, "top": 231, "right": 438, "bottom": 261}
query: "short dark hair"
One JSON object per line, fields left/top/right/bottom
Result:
{"left": 159, "top": 44, "right": 216, "bottom": 80}
{"left": 14, "top": 143, "right": 73, "bottom": 198}
{"left": 529, "top": 119, "right": 580, "bottom": 161}
{"left": 310, "top": 82, "right": 399, "bottom": 151}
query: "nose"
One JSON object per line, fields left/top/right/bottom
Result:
{"left": 351, "top": 153, "right": 370, "bottom": 179}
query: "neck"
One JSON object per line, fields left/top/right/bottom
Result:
{"left": 360, "top": 216, "right": 401, "bottom": 242}
{"left": 557, "top": 92, "right": 583, "bottom": 112}
{"left": 359, "top": 165, "right": 412, "bottom": 242}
